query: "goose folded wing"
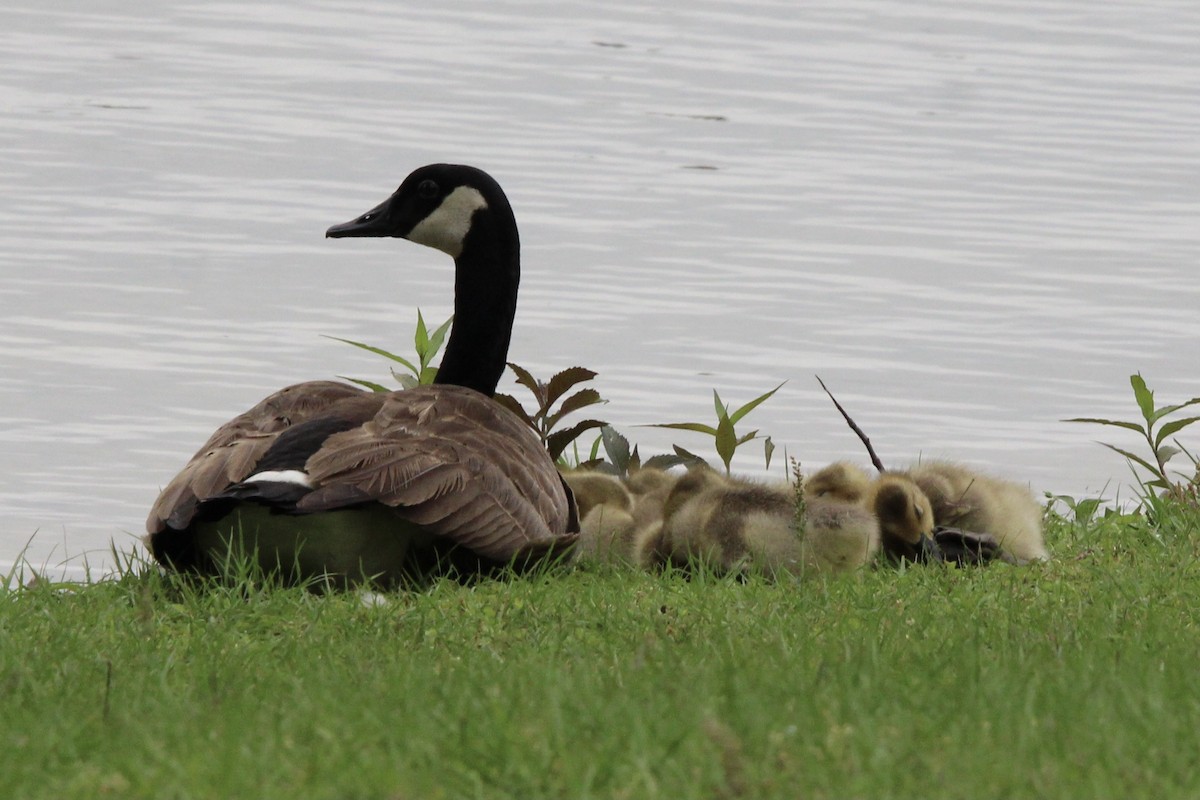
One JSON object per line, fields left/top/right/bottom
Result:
{"left": 300, "top": 388, "right": 575, "bottom": 561}
{"left": 146, "top": 380, "right": 366, "bottom": 533}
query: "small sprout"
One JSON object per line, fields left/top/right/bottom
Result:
{"left": 328, "top": 309, "right": 453, "bottom": 390}
{"left": 648, "top": 382, "right": 784, "bottom": 475}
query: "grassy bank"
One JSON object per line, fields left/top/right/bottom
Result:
{"left": 3, "top": 499, "right": 1199, "bottom": 799}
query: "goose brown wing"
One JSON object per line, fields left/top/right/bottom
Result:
{"left": 146, "top": 380, "right": 367, "bottom": 534}
{"left": 299, "top": 384, "right": 575, "bottom": 561}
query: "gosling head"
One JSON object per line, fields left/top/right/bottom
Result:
{"left": 805, "top": 462, "right": 872, "bottom": 505}
{"left": 870, "top": 474, "right": 938, "bottom": 563}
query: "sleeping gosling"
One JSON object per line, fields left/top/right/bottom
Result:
{"left": 562, "top": 469, "right": 676, "bottom": 568}
{"left": 561, "top": 470, "right": 637, "bottom": 565}
{"left": 659, "top": 466, "right": 879, "bottom": 578}
{"left": 805, "top": 461, "right": 873, "bottom": 504}
{"left": 905, "top": 461, "right": 1049, "bottom": 563}
{"left": 865, "top": 473, "right": 937, "bottom": 563}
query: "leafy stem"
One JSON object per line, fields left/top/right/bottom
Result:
{"left": 1066, "top": 373, "right": 1200, "bottom": 501}
{"left": 328, "top": 310, "right": 453, "bottom": 391}
{"left": 648, "top": 382, "right": 784, "bottom": 475}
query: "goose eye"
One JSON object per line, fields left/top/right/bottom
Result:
{"left": 418, "top": 179, "right": 439, "bottom": 199}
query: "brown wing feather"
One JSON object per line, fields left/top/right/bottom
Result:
{"left": 301, "top": 384, "right": 575, "bottom": 561}
{"left": 148, "top": 381, "right": 574, "bottom": 563}
{"left": 146, "top": 380, "right": 366, "bottom": 533}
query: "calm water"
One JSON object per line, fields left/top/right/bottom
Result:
{"left": 2, "top": 0, "right": 1198, "bottom": 576}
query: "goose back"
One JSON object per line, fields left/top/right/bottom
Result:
{"left": 147, "top": 382, "right": 578, "bottom": 578}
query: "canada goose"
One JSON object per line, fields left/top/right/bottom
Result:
{"left": 905, "top": 461, "right": 1049, "bottom": 563}
{"left": 658, "top": 466, "right": 880, "bottom": 578}
{"left": 146, "top": 164, "right": 579, "bottom": 585}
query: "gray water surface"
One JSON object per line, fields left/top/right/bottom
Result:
{"left": 2, "top": 0, "right": 1198, "bottom": 575}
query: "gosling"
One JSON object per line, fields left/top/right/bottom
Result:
{"left": 905, "top": 461, "right": 1049, "bottom": 563}
{"left": 659, "top": 466, "right": 880, "bottom": 578}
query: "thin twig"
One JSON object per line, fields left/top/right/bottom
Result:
{"left": 815, "top": 375, "right": 886, "bottom": 473}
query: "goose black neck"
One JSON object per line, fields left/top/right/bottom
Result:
{"left": 433, "top": 205, "right": 520, "bottom": 397}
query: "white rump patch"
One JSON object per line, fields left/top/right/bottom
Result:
{"left": 244, "top": 469, "right": 313, "bottom": 488}
{"left": 406, "top": 185, "right": 488, "bottom": 258}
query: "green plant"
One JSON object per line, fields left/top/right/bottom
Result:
{"left": 327, "top": 310, "right": 453, "bottom": 391}
{"left": 648, "top": 383, "right": 783, "bottom": 475}
{"left": 493, "top": 364, "right": 609, "bottom": 461}
{"left": 1066, "top": 373, "right": 1200, "bottom": 502}
{"left": 790, "top": 456, "right": 807, "bottom": 532}
{"left": 1045, "top": 492, "right": 1107, "bottom": 527}
{"left": 577, "top": 425, "right": 696, "bottom": 477}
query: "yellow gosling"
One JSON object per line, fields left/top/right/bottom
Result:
{"left": 560, "top": 470, "right": 633, "bottom": 520}
{"left": 804, "top": 461, "right": 873, "bottom": 504}
{"left": 659, "top": 466, "right": 879, "bottom": 578}
{"left": 905, "top": 461, "right": 1049, "bottom": 563}
{"left": 866, "top": 473, "right": 936, "bottom": 562}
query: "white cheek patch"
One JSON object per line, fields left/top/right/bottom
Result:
{"left": 244, "top": 469, "right": 313, "bottom": 488}
{"left": 406, "top": 185, "right": 488, "bottom": 258}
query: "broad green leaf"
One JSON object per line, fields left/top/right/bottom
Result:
{"left": 1156, "top": 445, "right": 1180, "bottom": 465}
{"left": 715, "top": 414, "right": 737, "bottom": 473}
{"left": 547, "top": 419, "right": 608, "bottom": 461}
{"left": 545, "top": 367, "right": 598, "bottom": 410}
{"left": 1153, "top": 416, "right": 1200, "bottom": 449}
{"left": 423, "top": 315, "right": 454, "bottom": 366}
{"left": 339, "top": 376, "right": 390, "bottom": 393}
{"left": 648, "top": 422, "right": 719, "bottom": 436}
{"left": 324, "top": 336, "right": 419, "bottom": 374}
{"left": 417, "top": 365, "right": 439, "bottom": 386}
{"left": 1098, "top": 442, "right": 1161, "bottom": 481}
{"left": 764, "top": 436, "right": 776, "bottom": 471}
{"left": 1073, "top": 498, "right": 1102, "bottom": 522}
{"left": 1130, "top": 374, "right": 1155, "bottom": 425}
{"left": 730, "top": 381, "right": 785, "bottom": 425}
{"left": 389, "top": 368, "right": 418, "bottom": 388}
{"left": 713, "top": 389, "right": 728, "bottom": 421}
{"left": 506, "top": 362, "right": 542, "bottom": 398}
{"left": 414, "top": 308, "right": 430, "bottom": 352}
{"left": 735, "top": 429, "right": 759, "bottom": 446}
{"left": 1151, "top": 396, "right": 1200, "bottom": 422}
{"left": 1064, "top": 417, "right": 1146, "bottom": 435}
{"left": 601, "top": 425, "right": 631, "bottom": 471}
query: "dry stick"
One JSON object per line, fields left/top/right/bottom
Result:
{"left": 815, "top": 375, "right": 886, "bottom": 474}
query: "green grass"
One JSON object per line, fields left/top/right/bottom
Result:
{"left": 3, "top": 501, "right": 1199, "bottom": 799}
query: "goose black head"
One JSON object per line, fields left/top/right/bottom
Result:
{"left": 326, "top": 163, "right": 511, "bottom": 259}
